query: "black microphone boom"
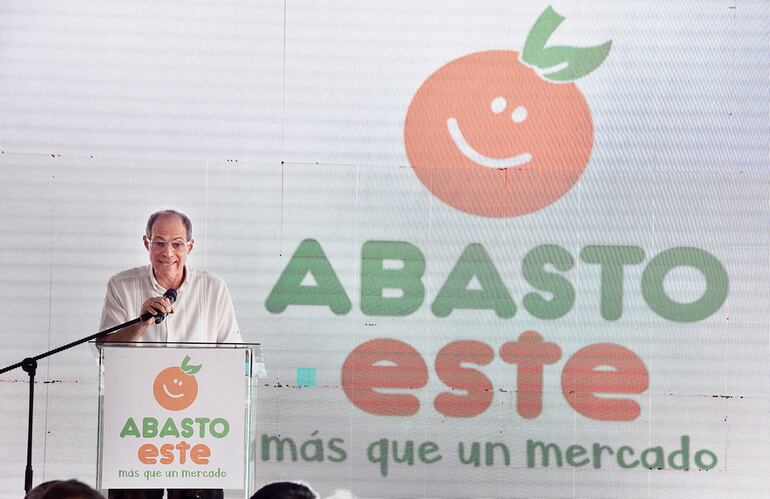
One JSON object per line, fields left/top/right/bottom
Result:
{"left": 140, "top": 288, "right": 177, "bottom": 323}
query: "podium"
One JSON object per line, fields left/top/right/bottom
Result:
{"left": 95, "top": 342, "right": 263, "bottom": 497}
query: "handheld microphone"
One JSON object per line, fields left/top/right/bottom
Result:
{"left": 140, "top": 288, "right": 177, "bottom": 324}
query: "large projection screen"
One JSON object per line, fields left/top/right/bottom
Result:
{"left": 1, "top": 1, "right": 768, "bottom": 498}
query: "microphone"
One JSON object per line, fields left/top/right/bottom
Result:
{"left": 140, "top": 289, "right": 177, "bottom": 324}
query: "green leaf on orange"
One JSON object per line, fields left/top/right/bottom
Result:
{"left": 181, "top": 355, "right": 202, "bottom": 375}
{"left": 521, "top": 6, "right": 611, "bottom": 82}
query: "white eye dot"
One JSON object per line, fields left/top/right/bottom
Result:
{"left": 178, "top": 380, "right": 183, "bottom": 386}
{"left": 490, "top": 96, "right": 507, "bottom": 114}
{"left": 512, "top": 105, "right": 528, "bottom": 123}
{"left": 172, "top": 378, "right": 178, "bottom": 384}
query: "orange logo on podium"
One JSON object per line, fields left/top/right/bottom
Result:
{"left": 152, "top": 355, "right": 201, "bottom": 411}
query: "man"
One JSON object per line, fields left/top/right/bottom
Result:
{"left": 100, "top": 209, "right": 241, "bottom": 499}
{"left": 100, "top": 209, "right": 242, "bottom": 344}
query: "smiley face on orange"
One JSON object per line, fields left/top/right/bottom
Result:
{"left": 404, "top": 7, "right": 611, "bottom": 218}
{"left": 152, "top": 355, "right": 201, "bottom": 411}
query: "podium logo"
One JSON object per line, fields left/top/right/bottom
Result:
{"left": 404, "top": 6, "right": 611, "bottom": 218}
{"left": 152, "top": 355, "right": 201, "bottom": 411}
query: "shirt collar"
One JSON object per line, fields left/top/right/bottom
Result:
{"left": 148, "top": 264, "right": 188, "bottom": 294}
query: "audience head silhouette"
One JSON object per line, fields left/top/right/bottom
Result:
{"left": 250, "top": 481, "right": 317, "bottom": 499}
{"left": 25, "top": 479, "right": 104, "bottom": 499}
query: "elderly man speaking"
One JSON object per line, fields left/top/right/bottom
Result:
{"left": 100, "top": 209, "right": 242, "bottom": 345}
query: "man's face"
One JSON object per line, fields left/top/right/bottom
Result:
{"left": 144, "top": 214, "right": 194, "bottom": 284}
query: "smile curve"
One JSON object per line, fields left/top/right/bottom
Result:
{"left": 162, "top": 384, "right": 184, "bottom": 399}
{"left": 447, "top": 117, "right": 532, "bottom": 169}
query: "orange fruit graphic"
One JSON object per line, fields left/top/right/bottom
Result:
{"left": 405, "top": 50, "right": 592, "bottom": 218}
{"left": 152, "top": 355, "right": 201, "bottom": 411}
{"left": 404, "top": 7, "right": 611, "bottom": 218}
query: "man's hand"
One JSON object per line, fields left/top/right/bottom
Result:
{"left": 140, "top": 296, "right": 175, "bottom": 325}
{"left": 102, "top": 296, "right": 174, "bottom": 342}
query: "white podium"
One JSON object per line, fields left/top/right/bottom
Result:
{"left": 95, "top": 342, "right": 262, "bottom": 497}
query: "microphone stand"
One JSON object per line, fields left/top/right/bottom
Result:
{"left": 0, "top": 314, "right": 152, "bottom": 494}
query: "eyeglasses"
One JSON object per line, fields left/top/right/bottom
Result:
{"left": 146, "top": 238, "right": 191, "bottom": 252}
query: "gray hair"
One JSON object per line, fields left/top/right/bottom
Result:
{"left": 145, "top": 209, "right": 193, "bottom": 241}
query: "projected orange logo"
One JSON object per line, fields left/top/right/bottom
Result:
{"left": 152, "top": 355, "right": 201, "bottom": 411}
{"left": 404, "top": 6, "right": 611, "bottom": 218}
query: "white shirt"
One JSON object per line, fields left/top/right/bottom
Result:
{"left": 99, "top": 265, "right": 242, "bottom": 343}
